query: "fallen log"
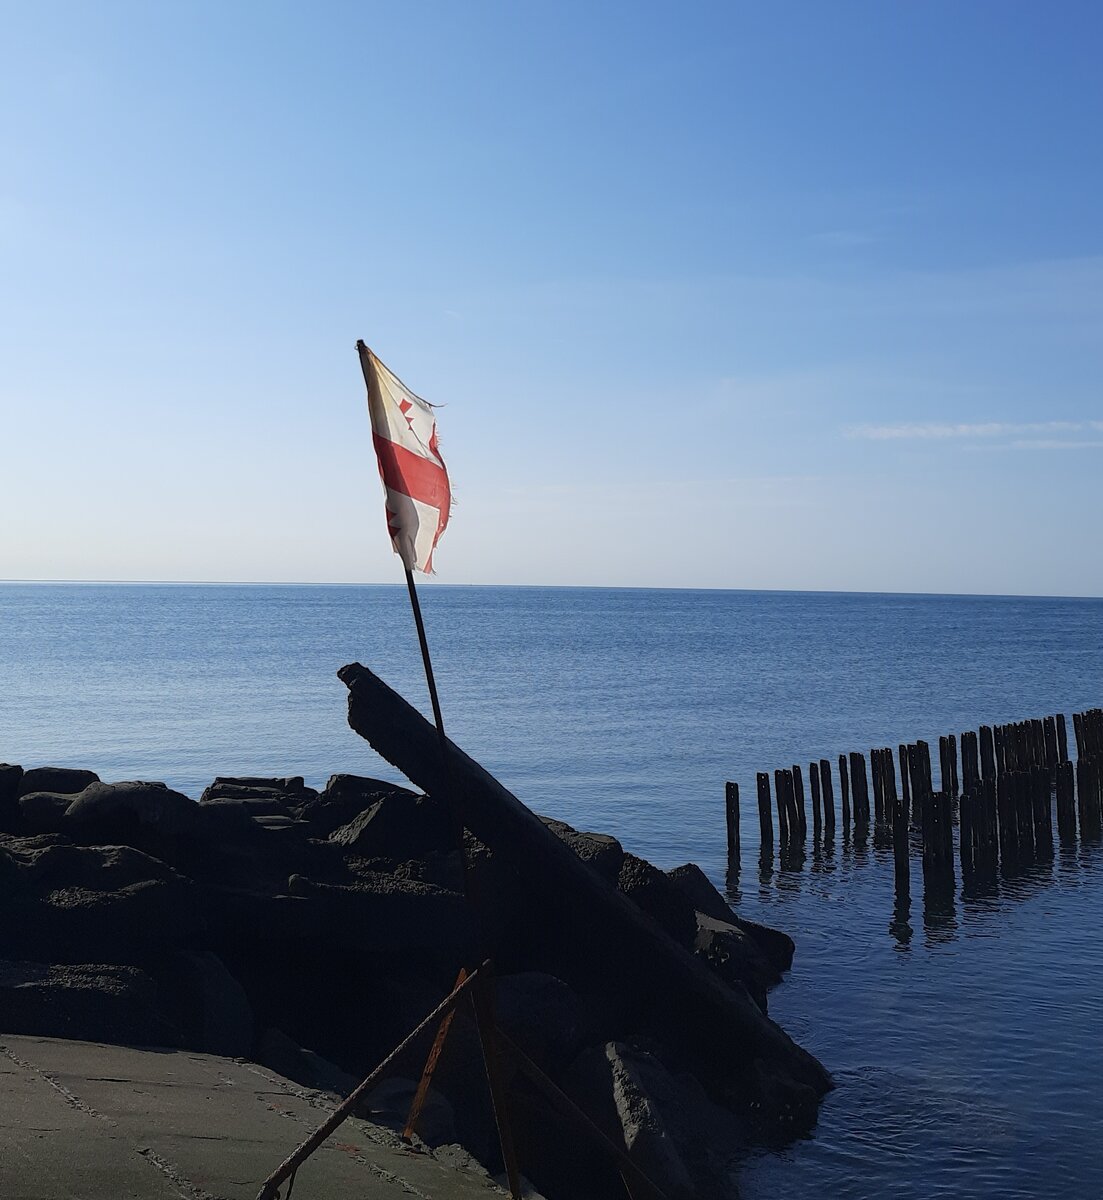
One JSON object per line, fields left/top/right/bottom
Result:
{"left": 338, "top": 663, "right": 831, "bottom": 1116}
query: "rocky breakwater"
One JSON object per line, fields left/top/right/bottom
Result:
{"left": 0, "top": 673, "right": 830, "bottom": 1200}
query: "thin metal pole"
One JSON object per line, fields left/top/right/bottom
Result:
{"left": 401, "top": 566, "right": 523, "bottom": 1199}
{"left": 255, "top": 965, "right": 485, "bottom": 1200}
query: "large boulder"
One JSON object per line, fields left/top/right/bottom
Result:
{"left": 65, "top": 780, "right": 200, "bottom": 843}
{"left": 494, "top": 972, "right": 590, "bottom": 1074}
{"left": 18, "top": 791, "right": 74, "bottom": 835}
{"left": 0, "top": 959, "right": 180, "bottom": 1047}
{"left": 615, "top": 854, "right": 698, "bottom": 947}
{"left": 329, "top": 791, "right": 453, "bottom": 860}
{"left": 565, "top": 1042, "right": 747, "bottom": 1200}
{"left": 17, "top": 766, "right": 99, "bottom": 798}
{"left": 666, "top": 862, "right": 794, "bottom": 975}
{"left": 693, "top": 913, "right": 770, "bottom": 1013}
{"left": 157, "top": 950, "right": 255, "bottom": 1058}
{"left": 540, "top": 818, "right": 625, "bottom": 883}
{"left": 0, "top": 836, "right": 202, "bottom": 961}
{"left": 296, "top": 775, "right": 420, "bottom": 838}
{"left": 200, "top": 776, "right": 315, "bottom": 806}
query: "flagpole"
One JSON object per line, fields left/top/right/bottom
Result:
{"left": 401, "top": 573, "right": 523, "bottom": 1199}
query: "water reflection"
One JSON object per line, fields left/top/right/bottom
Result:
{"left": 738, "top": 801, "right": 1103, "bottom": 947}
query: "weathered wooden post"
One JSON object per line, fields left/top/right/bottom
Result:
{"left": 980, "top": 725, "right": 996, "bottom": 781}
{"left": 792, "top": 765, "right": 807, "bottom": 840}
{"left": 819, "top": 759, "right": 836, "bottom": 838}
{"left": 850, "top": 752, "right": 870, "bottom": 826}
{"left": 1056, "top": 759, "right": 1076, "bottom": 843}
{"left": 871, "top": 748, "right": 886, "bottom": 823}
{"left": 898, "top": 744, "right": 912, "bottom": 827}
{"left": 725, "top": 781, "right": 740, "bottom": 863}
{"left": 774, "top": 769, "right": 789, "bottom": 844}
{"left": 809, "top": 762, "right": 822, "bottom": 839}
{"left": 948, "top": 733, "right": 959, "bottom": 796}
{"left": 756, "top": 772, "right": 774, "bottom": 848}
{"left": 838, "top": 754, "right": 851, "bottom": 829}
{"left": 1057, "top": 713, "right": 1069, "bottom": 763}
{"left": 887, "top": 747, "right": 909, "bottom": 887}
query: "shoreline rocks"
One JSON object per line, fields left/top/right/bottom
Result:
{"left": 0, "top": 750, "right": 829, "bottom": 1200}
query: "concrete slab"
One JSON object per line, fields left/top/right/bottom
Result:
{"left": 0, "top": 1036, "right": 521, "bottom": 1200}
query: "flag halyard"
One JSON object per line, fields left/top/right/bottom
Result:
{"left": 357, "top": 341, "right": 452, "bottom": 573}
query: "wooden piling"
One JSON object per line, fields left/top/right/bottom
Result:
{"left": 839, "top": 754, "right": 851, "bottom": 828}
{"left": 1056, "top": 759, "right": 1076, "bottom": 843}
{"left": 725, "top": 781, "right": 740, "bottom": 862}
{"left": 898, "top": 744, "right": 912, "bottom": 825}
{"left": 819, "top": 759, "right": 836, "bottom": 837}
{"left": 948, "top": 733, "right": 959, "bottom": 796}
{"left": 850, "top": 752, "right": 870, "bottom": 826}
{"left": 809, "top": 762, "right": 822, "bottom": 838}
{"left": 869, "top": 748, "right": 884, "bottom": 823}
{"left": 1057, "top": 713, "right": 1069, "bottom": 763}
{"left": 980, "top": 725, "right": 996, "bottom": 781}
{"left": 792, "top": 765, "right": 807, "bottom": 839}
{"left": 774, "top": 769, "right": 789, "bottom": 844}
{"left": 756, "top": 772, "right": 773, "bottom": 847}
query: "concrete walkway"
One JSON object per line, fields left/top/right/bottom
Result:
{"left": 0, "top": 1035, "right": 518, "bottom": 1200}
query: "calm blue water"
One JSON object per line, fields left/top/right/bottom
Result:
{"left": 3, "top": 582, "right": 1103, "bottom": 1198}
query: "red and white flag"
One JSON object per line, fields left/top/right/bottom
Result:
{"left": 357, "top": 342, "right": 452, "bottom": 574}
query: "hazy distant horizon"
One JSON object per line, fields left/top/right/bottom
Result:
{"left": 4, "top": 578, "right": 1102, "bottom": 603}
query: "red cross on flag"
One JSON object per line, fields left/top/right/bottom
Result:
{"left": 357, "top": 341, "right": 452, "bottom": 574}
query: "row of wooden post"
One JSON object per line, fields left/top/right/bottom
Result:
{"left": 724, "top": 708, "right": 1103, "bottom": 883}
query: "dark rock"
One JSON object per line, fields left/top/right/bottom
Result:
{"left": 255, "top": 1027, "right": 359, "bottom": 1096}
{"left": 494, "top": 972, "right": 589, "bottom": 1073}
{"left": 296, "top": 775, "right": 420, "bottom": 838}
{"left": 667, "top": 863, "right": 794, "bottom": 975}
{"left": 65, "top": 780, "right": 200, "bottom": 843}
{"left": 749, "top": 1058, "right": 820, "bottom": 1132}
{"left": 158, "top": 950, "right": 254, "bottom": 1058}
{"left": 565, "top": 1041, "right": 747, "bottom": 1200}
{"left": 200, "top": 781, "right": 314, "bottom": 805}
{"left": 615, "top": 854, "right": 698, "bottom": 947}
{"left": 0, "top": 764, "right": 23, "bottom": 831}
{"left": 330, "top": 791, "right": 453, "bottom": 860}
{"left": 198, "top": 794, "right": 295, "bottom": 817}
{"left": 18, "top": 792, "right": 74, "bottom": 835}
{"left": 540, "top": 817, "right": 624, "bottom": 882}
{"left": 0, "top": 836, "right": 202, "bottom": 961}
{"left": 693, "top": 913, "right": 770, "bottom": 1013}
{"left": 0, "top": 959, "right": 180, "bottom": 1046}
{"left": 212, "top": 775, "right": 305, "bottom": 792}
{"left": 17, "top": 766, "right": 99, "bottom": 798}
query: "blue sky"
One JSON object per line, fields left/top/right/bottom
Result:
{"left": 2, "top": 1, "right": 1100, "bottom": 593}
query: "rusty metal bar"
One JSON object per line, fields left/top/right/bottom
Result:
{"left": 402, "top": 966, "right": 467, "bottom": 1140}
{"left": 255, "top": 963, "right": 486, "bottom": 1200}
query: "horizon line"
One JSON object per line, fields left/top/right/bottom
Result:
{"left": 2, "top": 578, "right": 1102, "bottom": 603}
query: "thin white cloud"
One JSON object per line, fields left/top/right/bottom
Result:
{"left": 848, "top": 420, "right": 1102, "bottom": 442}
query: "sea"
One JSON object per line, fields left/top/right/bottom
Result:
{"left": 3, "top": 582, "right": 1103, "bottom": 1199}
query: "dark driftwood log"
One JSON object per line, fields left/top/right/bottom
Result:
{"left": 338, "top": 662, "right": 831, "bottom": 1103}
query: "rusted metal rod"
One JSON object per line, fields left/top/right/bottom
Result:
{"left": 255, "top": 964, "right": 486, "bottom": 1200}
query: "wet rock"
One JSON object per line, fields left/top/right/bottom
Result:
{"left": 17, "top": 766, "right": 99, "bottom": 798}
{"left": 693, "top": 913, "right": 770, "bottom": 1013}
{"left": 667, "top": 862, "right": 794, "bottom": 975}
{"left": 0, "top": 959, "right": 180, "bottom": 1047}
